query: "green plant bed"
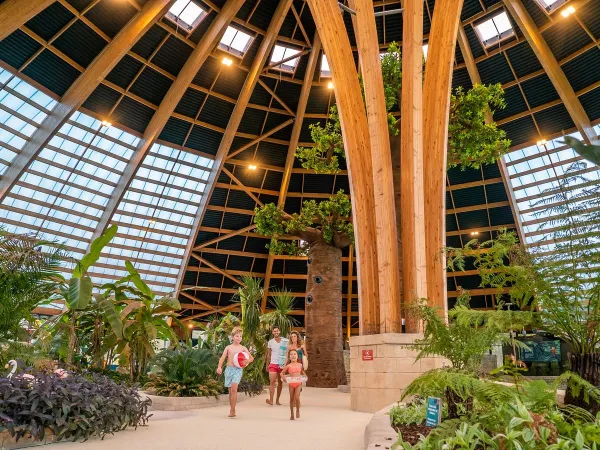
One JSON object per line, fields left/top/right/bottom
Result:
{"left": 0, "top": 372, "right": 151, "bottom": 443}
{"left": 390, "top": 369, "right": 600, "bottom": 449}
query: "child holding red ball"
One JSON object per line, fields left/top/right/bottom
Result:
{"left": 217, "top": 326, "right": 254, "bottom": 418}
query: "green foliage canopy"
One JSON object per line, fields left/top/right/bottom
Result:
{"left": 253, "top": 190, "right": 353, "bottom": 255}
{"left": 295, "top": 42, "right": 510, "bottom": 173}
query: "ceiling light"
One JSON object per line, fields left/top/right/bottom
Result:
{"left": 561, "top": 5, "right": 575, "bottom": 17}
{"left": 537, "top": 139, "right": 547, "bottom": 146}
{"left": 101, "top": 120, "right": 111, "bottom": 128}
{"left": 327, "top": 81, "right": 334, "bottom": 90}
{"left": 148, "top": 219, "right": 156, "bottom": 225}
{"left": 471, "top": 231, "right": 480, "bottom": 236}
{"left": 248, "top": 164, "right": 257, "bottom": 170}
{"left": 222, "top": 57, "right": 233, "bottom": 66}
{"left": 188, "top": 323, "right": 194, "bottom": 329}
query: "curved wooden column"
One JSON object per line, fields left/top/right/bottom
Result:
{"left": 306, "top": 0, "right": 379, "bottom": 335}
{"left": 423, "top": 0, "right": 465, "bottom": 316}
{"left": 350, "top": 0, "right": 402, "bottom": 333}
{"left": 401, "top": 0, "right": 428, "bottom": 331}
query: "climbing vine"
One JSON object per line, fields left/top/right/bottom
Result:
{"left": 295, "top": 41, "right": 510, "bottom": 173}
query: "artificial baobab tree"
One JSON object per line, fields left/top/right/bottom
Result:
{"left": 254, "top": 191, "right": 352, "bottom": 388}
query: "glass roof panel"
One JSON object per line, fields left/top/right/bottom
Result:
{"left": 98, "top": 143, "right": 214, "bottom": 293}
{"left": 503, "top": 128, "right": 600, "bottom": 249}
{"left": 166, "top": 0, "right": 206, "bottom": 30}
{"left": 475, "top": 11, "right": 515, "bottom": 47}
{"left": 270, "top": 44, "right": 301, "bottom": 71}
{"left": 321, "top": 54, "right": 330, "bottom": 76}
{"left": 219, "top": 26, "right": 253, "bottom": 56}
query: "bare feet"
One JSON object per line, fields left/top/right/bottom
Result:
{"left": 266, "top": 399, "right": 273, "bottom": 406}
{"left": 290, "top": 415, "right": 294, "bottom": 420}
{"left": 296, "top": 410, "right": 300, "bottom": 418}
{"left": 228, "top": 411, "right": 236, "bottom": 418}
{"left": 276, "top": 400, "right": 282, "bottom": 405}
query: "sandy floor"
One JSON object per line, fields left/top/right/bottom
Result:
{"left": 50, "top": 388, "right": 371, "bottom": 450}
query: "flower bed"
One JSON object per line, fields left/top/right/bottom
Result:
{"left": 0, "top": 372, "right": 151, "bottom": 446}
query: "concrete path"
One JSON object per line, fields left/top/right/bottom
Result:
{"left": 51, "top": 388, "right": 371, "bottom": 450}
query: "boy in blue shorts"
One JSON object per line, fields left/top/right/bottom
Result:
{"left": 216, "top": 327, "right": 253, "bottom": 417}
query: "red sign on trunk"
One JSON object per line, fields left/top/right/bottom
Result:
{"left": 362, "top": 349, "right": 373, "bottom": 361}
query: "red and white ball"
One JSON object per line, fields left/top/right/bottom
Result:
{"left": 233, "top": 351, "right": 250, "bottom": 368}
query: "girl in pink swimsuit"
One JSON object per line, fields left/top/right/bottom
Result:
{"left": 281, "top": 349, "right": 307, "bottom": 420}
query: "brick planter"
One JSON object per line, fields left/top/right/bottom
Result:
{"left": 141, "top": 391, "right": 258, "bottom": 411}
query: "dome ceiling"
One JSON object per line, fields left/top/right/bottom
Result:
{"left": 0, "top": 0, "right": 599, "bottom": 332}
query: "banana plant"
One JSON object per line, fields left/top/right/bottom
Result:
{"left": 42, "top": 225, "right": 118, "bottom": 366}
{"left": 102, "top": 260, "right": 187, "bottom": 382}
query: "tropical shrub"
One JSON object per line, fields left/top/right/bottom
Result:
{"left": 237, "top": 379, "right": 264, "bottom": 397}
{"left": 144, "top": 346, "right": 222, "bottom": 397}
{"left": 0, "top": 372, "right": 151, "bottom": 442}
{"left": 392, "top": 370, "right": 600, "bottom": 449}
{"left": 0, "top": 229, "right": 66, "bottom": 341}
{"left": 405, "top": 299, "right": 501, "bottom": 373}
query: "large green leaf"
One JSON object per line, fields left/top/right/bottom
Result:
{"left": 563, "top": 136, "right": 600, "bottom": 166}
{"left": 73, "top": 225, "right": 117, "bottom": 278}
{"left": 153, "top": 296, "right": 181, "bottom": 314}
{"left": 95, "top": 293, "right": 123, "bottom": 339}
{"left": 124, "top": 261, "right": 153, "bottom": 299}
{"left": 67, "top": 276, "right": 92, "bottom": 310}
{"left": 120, "top": 301, "right": 144, "bottom": 320}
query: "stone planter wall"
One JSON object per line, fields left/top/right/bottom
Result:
{"left": 350, "top": 333, "right": 448, "bottom": 413}
{"left": 142, "top": 391, "right": 256, "bottom": 411}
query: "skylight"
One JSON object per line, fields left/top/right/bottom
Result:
{"left": 321, "top": 54, "right": 331, "bottom": 77}
{"left": 533, "top": 0, "right": 567, "bottom": 13}
{"left": 422, "top": 44, "right": 429, "bottom": 60}
{"left": 270, "top": 44, "right": 301, "bottom": 71}
{"left": 219, "top": 26, "right": 253, "bottom": 57}
{"left": 166, "top": 0, "right": 206, "bottom": 32}
{"left": 474, "top": 10, "right": 515, "bottom": 48}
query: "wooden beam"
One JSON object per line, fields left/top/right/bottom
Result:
{"left": 256, "top": 78, "right": 296, "bottom": 116}
{"left": 351, "top": 0, "right": 401, "bottom": 333}
{"left": 191, "top": 253, "right": 244, "bottom": 287}
{"left": 400, "top": 0, "right": 428, "bottom": 332}
{"left": 458, "top": 24, "right": 527, "bottom": 246}
{"left": 262, "top": 49, "right": 311, "bottom": 72}
{"left": 176, "top": 0, "right": 295, "bottom": 295}
{"left": 181, "top": 304, "right": 240, "bottom": 321}
{"left": 226, "top": 118, "right": 295, "bottom": 160}
{"left": 221, "top": 166, "right": 265, "bottom": 207}
{"left": 502, "top": 0, "right": 597, "bottom": 144}
{"left": 89, "top": 0, "right": 246, "bottom": 243}
{"left": 0, "top": 0, "right": 175, "bottom": 203}
{"left": 307, "top": 0, "right": 380, "bottom": 335}
{"left": 261, "top": 33, "right": 322, "bottom": 312}
{"left": 423, "top": 0, "right": 464, "bottom": 316}
{"left": 180, "top": 291, "right": 217, "bottom": 312}
{"left": 0, "top": 0, "right": 55, "bottom": 41}
{"left": 194, "top": 224, "right": 257, "bottom": 250}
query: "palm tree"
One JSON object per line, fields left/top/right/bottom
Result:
{"left": 0, "top": 228, "right": 66, "bottom": 340}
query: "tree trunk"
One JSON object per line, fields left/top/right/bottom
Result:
{"left": 66, "top": 312, "right": 77, "bottom": 367}
{"left": 564, "top": 352, "right": 600, "bottom": 414}
{"left": 305, "top": 241, "right": 346, "bottom": 387}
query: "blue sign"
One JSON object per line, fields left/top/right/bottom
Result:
{"left": 425, "top": 397, "right": 442, "bottom": 427}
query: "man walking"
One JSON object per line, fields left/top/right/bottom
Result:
{"left": 266, "top": 326, "right": 287, "bottom": 405}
